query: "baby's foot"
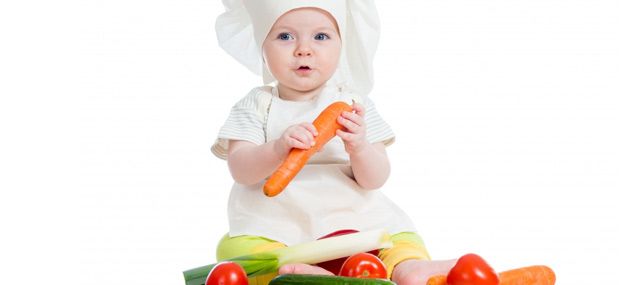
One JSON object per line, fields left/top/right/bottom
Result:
{"left": 391, "top": 259, "right": 457, "bottom": 285}
{"left": 278, "top": 263, "right": 335, "bottom": 276}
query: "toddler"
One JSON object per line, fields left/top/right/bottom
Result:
{"left": 212, "top": 1, "right": 456, "bottom": 284}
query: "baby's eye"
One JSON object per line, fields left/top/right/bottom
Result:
{"left": 277, "top": 33, "right": 293, "bottom": 41}
{"left": 314, "top": 33, "right": 330, "bottom": 41}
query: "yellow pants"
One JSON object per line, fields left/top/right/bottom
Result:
{"left": 216, "top": 232, "right": 431, "bottom": 285}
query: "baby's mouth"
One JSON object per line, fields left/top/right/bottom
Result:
{"left": 297, "top": 66, "right": 311, "bottom": 70}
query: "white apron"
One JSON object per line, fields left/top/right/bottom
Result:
{"left": 227, "top": 86, "right": 416, "bottom": 245}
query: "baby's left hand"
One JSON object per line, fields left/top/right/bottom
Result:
{"left": 336, "top": 102, "right": 368, "bottom": 155}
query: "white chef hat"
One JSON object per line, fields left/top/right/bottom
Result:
{"left": 215, "top": 0, "right": 380, "bottom": 96}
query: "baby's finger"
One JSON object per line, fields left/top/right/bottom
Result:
{"left": 300, "top": 127, "right": 317, "bottom": 146}
{"left": 290, "top": 132, "right": 313, "bottom": 148}
{"left": 352, "top": 102, "right": 365, "bottom": 118}
{"left": 293, "top": 124, "right": 316, "bottom": 143}
{"left": 340, "top": 110, "right": 364, "bottom": 127}
{"left": 336, "top": 129, "right": 353, "bottom": 141}
{"left": 284, "top": 136, "right": 306, "bottom": 150}
{"left": 338, "top": 114, "right": 361, "bottom": 133}
{"left": 300, "top": 122, "right": 319, "bottom": 136}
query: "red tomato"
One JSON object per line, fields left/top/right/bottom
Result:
{"left": 315, "top": 230, "right": 380, "bottom": 275}
{"left": 446, "top": 253, "right": 499, "bottom": 285}
{"left": 205, "top": 261, "right": 249, "bottom": 285}
{"left": 339, "top": 252, "right": 388, "bottom": 279}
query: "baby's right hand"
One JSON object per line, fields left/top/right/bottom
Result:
{"left": 276, "top": 122, "right": 318, "bottom": 155}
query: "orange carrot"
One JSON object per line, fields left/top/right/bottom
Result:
{"left": 425, "top": 265, "right": 556, "bottom": 285}
{"left": 497, "top": 265, "right": 556, "bottom": 285}
{"left": 263, "top": 101, "right": 353, "bottom": 197}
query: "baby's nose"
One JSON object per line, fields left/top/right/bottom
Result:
{"left": 295, "top": 45, "right": 312, "bottom": 56}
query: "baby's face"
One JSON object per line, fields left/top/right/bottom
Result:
{"left": 263, "top": 8, "right": 341, "bottom": 94}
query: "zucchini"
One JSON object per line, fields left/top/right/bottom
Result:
{"left": 269, "top": 274, "right": 396, "bottom": 285}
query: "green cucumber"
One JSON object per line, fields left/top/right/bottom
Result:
{"left": 269, "top": 274, "right": 396, "bottom": 285}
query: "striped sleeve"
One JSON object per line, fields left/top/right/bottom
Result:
{"left": 364, "top": 97, "right": 395, "bottom": 146}
{"left": 211, "top": 87, "right": 272, "bottom": 160}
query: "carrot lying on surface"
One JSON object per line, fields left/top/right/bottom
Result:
{"left": 498, "top": 265, "right": 556, "bottom": 285}
{"left": 426, "top": 265, "right": 556, "bottom": 285}
{"left": 263, "top": 101, "right": 353, "bottom": 197}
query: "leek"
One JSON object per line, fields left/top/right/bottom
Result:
{"left": 183, "top": 229, "right": 392, "bottom": 285}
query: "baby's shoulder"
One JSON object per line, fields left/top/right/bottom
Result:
{"left": 232, "top": 86, "right": 274, "bottom": 112}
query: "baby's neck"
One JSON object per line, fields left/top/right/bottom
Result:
{"left": 276, "top": 84, "right": 326, "bottom": 102}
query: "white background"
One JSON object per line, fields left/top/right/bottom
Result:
{"left": 1, "top": 0, "right": 636, "bottom": 284}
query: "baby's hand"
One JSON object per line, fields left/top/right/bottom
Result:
{"left": 336, "top": 102, "right": 368, "bottom": 155}
{"left": 276, "top": 122, "right": 319, "bottom": 155}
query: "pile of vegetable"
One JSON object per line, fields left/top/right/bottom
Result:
{"left": 200, "top": 252, "right": 556, "bottom": 285}
{"left": 203, "top": 251, "right": 393, "bottom": 285}
{"left": 183, "top": 229, "right": 392, "bottom": 285}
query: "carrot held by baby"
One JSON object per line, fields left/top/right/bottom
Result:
{"left": 263, "top": 101, "right": 354, "bottom": 197}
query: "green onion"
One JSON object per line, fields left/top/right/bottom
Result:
{"left": 183, "top": 229, "right": 393, "bottom": 285}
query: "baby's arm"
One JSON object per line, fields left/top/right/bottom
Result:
{"left": 336, "top": 103, "right": 391, "bottom": 190}
{"left": 350, "top": 142, "right": 391, "bottom": 190}
{"left": 227, "top": 122, "right": 318, "bottom": 185}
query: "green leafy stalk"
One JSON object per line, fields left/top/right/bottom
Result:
{"left": 183, "top": 229, "right": 392, "bottom": 285}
